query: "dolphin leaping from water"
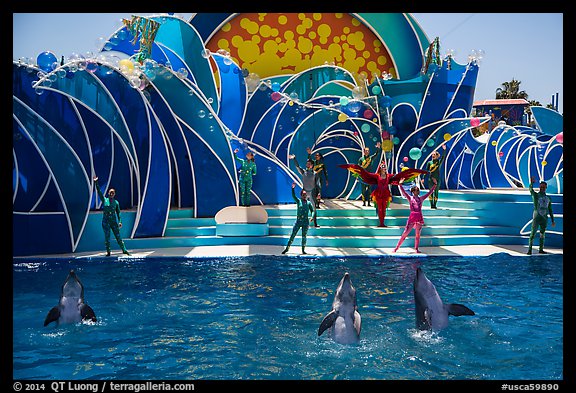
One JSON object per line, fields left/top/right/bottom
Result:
{"left": 44, "top": 270, "right": 97, "bottom": 327}
{"left": 413, "top": 267, "right": 475, "bottom": 330}
{"left": 318, "top": 272, "right": 362, "bottom": 344}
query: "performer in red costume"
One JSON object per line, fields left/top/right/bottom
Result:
{"left": 340, "top": 162, "right": 427, "bottom": 227}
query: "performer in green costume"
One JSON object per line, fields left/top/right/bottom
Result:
{"left": 527, "top": 176, "right": 555, "bottom": 255}
{"left": 93, "top": 176, "right": 130, "bottom": 256}
{"left": 357, "top": 142, "right": 381, "bottom": 206}
{"left": 421, "top": 144, "right": 446, "bottom": 209}
{"left": 234, "top": 148, "right": 257, "bottom": 207}
{"left": 282, "top": 183, "right": 316, "bottom": 255}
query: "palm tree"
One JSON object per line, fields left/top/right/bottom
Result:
{"left": 495, "top": 78, "right": 528, "bottom": 100}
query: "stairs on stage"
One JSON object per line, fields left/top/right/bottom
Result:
{"left": 124, "top": 190, "right": 563, "bottom": 250}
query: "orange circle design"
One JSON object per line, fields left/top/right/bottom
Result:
{"left": 206, "top": 13, "right": 396, "bottom": 84}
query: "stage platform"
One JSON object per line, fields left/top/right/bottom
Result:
{"left": 15, "top": 190, "right": 563, "bottom": 260}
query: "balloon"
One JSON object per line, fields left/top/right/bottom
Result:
{"left": 381, "top": 131, "right": 389, "bottom": 139}
{"left": 498, "top": 151, "right": 504, "bottom": 157}
{"left": 470, "top": 117, "right": 480, "bottom": 127}
{"left": 271, "top": 81, "right": 281, "bottom": 92}
{"left": 361, "top": 123, "right": 371, "bottom": 133}
{"left": 542, "top": 160, "right": 547, "bottom": 166}
{"left": 339, "top": 96, "right": 350, "bottom": 106}
{"left": 380, "top": 95, "right": 392, "bottom": 108}
{"left": 363, "top": 109, "right": 374, "bottom": 119}
{"left": 371, "top": 85, "right": 381, "bottom": 95}
{"left": 426, "top": 139, "right": 435, "bottom": 147}
{"left": 348, "top": 100, "right": 362, "bottom": 113}
{"left": 555, "top": 132, "right": 563, "bottom": 143}
{"left": 119, "top": 59, "right": 135, "bottom": 74}
{"left": 403, "top": 156, "right": 409, "bottom": 162}
{"left": 36, "top": 51, "right": 58, "bottom": 73}
{"left": 409, "top": 147, "right": 422, "bottom": 160}
{"left": 491, "top": 140, "right": 497, "bottom": 146}
{"left": 338, "top": 113, "right": 348, "bottom": 122}
{"left": 271, "top": 91, "right": 281, "bottom": 101}
{"left": 393, "top": 137, "right": 400, "bottom": 145}
{"left": 443, "top": 133, "right": 452, "bottom": 141}
{"left": 382, "top": 139, "right": 393, "bottom": 152}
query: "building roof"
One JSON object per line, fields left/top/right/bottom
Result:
{"left": 473, "top": 99, "right": 530, "bottom": 106}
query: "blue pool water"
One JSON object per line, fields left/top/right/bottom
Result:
{"left": 13, "top": 253, "right": 563, "bottom": 380}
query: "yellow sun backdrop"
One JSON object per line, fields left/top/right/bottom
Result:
{"left": 206, "top": 13, "right": 397, "bottom": 83}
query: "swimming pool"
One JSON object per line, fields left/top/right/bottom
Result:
{"left": 13, "top": 253, "right": 563, "bottom": 380}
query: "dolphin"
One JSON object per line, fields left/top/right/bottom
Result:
{"left": 413, "top": 267, "right": 474, "bottom": 330}
{"left": 318, "top": 272, "right": 362, "bottom": 344}
{"left": 44, "top": 270, "right": 97, "bottom": 327}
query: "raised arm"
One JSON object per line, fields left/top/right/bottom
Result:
{"left": 420, "top": 183, "right": 436, "bottom": 201}
{"left": 529, "top": 176, "right": 537, "bottom": 197}
{"left": 291, "top": 183, "right": 299, "bottom": 203}
{"left": 291, "top": 156, "right": 304, "bottom": 175}
{"left": 93, "top": 177, "right": 106, "bottom": 204}
{"left": 233, "top": 150, "right": 244, "bottom": 164}
{"left": 398, "top": 183, "right": 411, "bottom": 200}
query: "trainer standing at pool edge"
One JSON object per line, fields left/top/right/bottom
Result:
{"left": 93, "top": 175, "right": 131, "bottom": 256}
{"left": 527, "top": 176, "right": 555, "bottom": 255}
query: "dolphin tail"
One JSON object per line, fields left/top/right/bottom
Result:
{"left": 80, "top": 304, "right": 97, "bottom": 322}
{"left": 446, "top": 303, "right": 475, "bottom": 316}
{"left": 44, "top": 306, "right": 60, "bottom": 327}
{"left": 318, "top": 310, "right": 337, "bottom": 336}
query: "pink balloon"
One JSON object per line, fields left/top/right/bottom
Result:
{"left": 363, "top": 109, "right": 373, "bottom": 119}
{"left": 555, "top": 132, "right": 563, "bottom": 144}
{"left": 403, "top": 156, "right": 408, "bottom": 162}
{"left": 271, "top": 91, "right": 281, "bottom": 101}
{"left": 470, "top": 117, "right": 480, "bottom": 127}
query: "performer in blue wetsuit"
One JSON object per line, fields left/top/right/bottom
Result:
{"left": 527, "top": 176, "right": 555, "bottom": 255}
{"left": 282, "top": 183, "right": 316, "bottom": 255}
{"left": 234, "top": 148, "right": 257, "bottom": 207}
{"left": 93, "top": 176, "right": 130, "bottom": 256}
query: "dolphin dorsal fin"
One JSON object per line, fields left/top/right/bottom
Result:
{"left": 318, "top": 310, "right": 337, "bottom": 336}
{"left": 446, "top": 303, "right": 475, "bottom": 316}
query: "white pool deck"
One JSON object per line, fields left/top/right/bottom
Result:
{"left": 18, "top": 243, "right": 563, "bottom": 260}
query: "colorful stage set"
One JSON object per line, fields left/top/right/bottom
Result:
{"left": 12, "top": 13, "right": 563, "bottom": 256}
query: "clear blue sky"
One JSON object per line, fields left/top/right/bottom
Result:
{"left": 12, "top": 12, "right": 563, "bottom": 113}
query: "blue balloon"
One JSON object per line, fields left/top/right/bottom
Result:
{"left": 271, "top": 81, "right": 281, "bottom": 92}
{"left": 379, "top": 95, "right": 392, "bottom": 108}
{"left": 37, "top": 51, "right": 57, "bottom": 73}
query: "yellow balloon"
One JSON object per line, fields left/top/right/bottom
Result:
{"left": 381, "top": 139, "right": 393, "bottom": 152}
{"left": 119, "top": 59, "right": 135, "bottom": 74}
{"left": 338, "top": 113, "right": 348, "bottom": 122}
{"left": 443, "top": 133, "right": 451, "bottom": 141}
{"left": 542, "top": 160, "right": 547, "bottom": 166}
{"left": 288, "top": 101, "right": 294, "bottom": 106}
{"left": 491, "top": 140, "right": 497, "bottom": 146}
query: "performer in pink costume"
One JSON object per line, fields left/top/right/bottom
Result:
{"left": 393, "top": 177, "right": 437, "bottom": 253}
